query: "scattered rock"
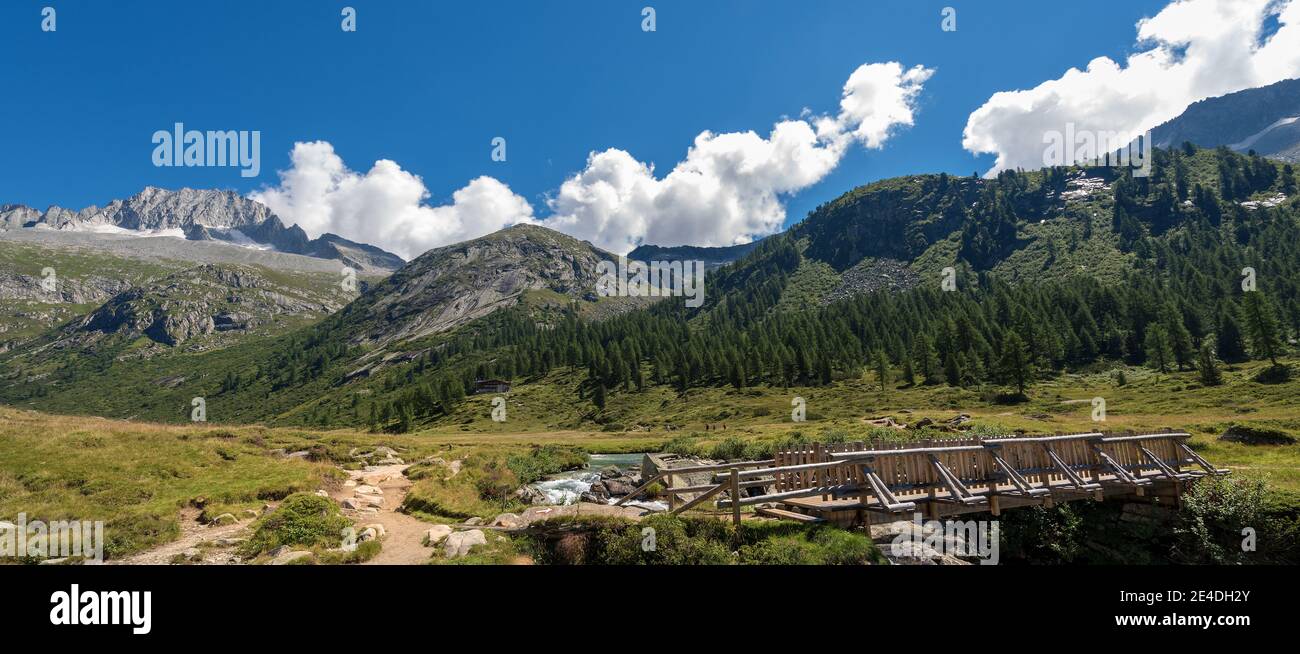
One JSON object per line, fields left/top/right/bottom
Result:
{"left": 215, "top": 537, "right": 247, "bottom": 547}
{"left": 464, "top": 517, "right": 484, "bottom": 526}
{"left": 1219, "top": 425, "right": 1296, "bottom": 445}
{"left": 425, "top": 525, "right": 453, "bottom": 545}
{"left": 314, "top": 490, "right": 329, "bottom": 498}
{"left": 947, "top": 414, "right": 972, "bottom": 428}
{"left": 354, "top": 484, "right": 382, "bottom": 496}
{"left": 444, "top": 530, "right": 487, "bottom": 558}
{"left": 208, "top": 513, "right": 238, "bottom": 526}
{"left": 515, "top": 486, "right": 548, "bottom": 504}
{"left": 866, "top": 416, "right": 906, "bottom": 429}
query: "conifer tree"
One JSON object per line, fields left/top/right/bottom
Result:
{"left": 1197, "top": 343, "right": 1223, "bottom": 386}
{"left": 1240, "top": 293, "right": 1284, "bottom": 367}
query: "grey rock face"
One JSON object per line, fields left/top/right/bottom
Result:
{"left": 349, "top": 224, "right": 646, "bottom": 345}
{"left": 4, "top": 187, "right": 404, "bottom": 272}
{"left": 67, "top": 263, "right": 343, "bottom": 348}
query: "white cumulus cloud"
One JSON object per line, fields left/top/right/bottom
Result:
{"left": 251, "top": 60, "right": 931, "bottom": 258}
{"left": 543, "top": 61, "right": 933, "bottom": 253}
{"left": 250, "top": 142, "right": 533, "bottom": 260}
{"left": 963, "top": 0, "right": 1300, "bottom": 176}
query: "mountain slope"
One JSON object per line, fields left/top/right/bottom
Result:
{"left": 3, "top": 146, "right": 1297, "bottom": 429}
{"left": 1151, "top": 78, "right": 1300, "bottom": 162}
{"left": 627, "top": 239, "right": 764, "bottom": 271}
{"left": 332, "top": 223, "right": 646, "bottom": 347}
{"left": 2, "top": 186, "right": 404, "bottom": 272}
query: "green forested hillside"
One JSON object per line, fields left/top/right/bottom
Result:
{"left": 2, "top": 146, "right": 1297, "bottom": 430}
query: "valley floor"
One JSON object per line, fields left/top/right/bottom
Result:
{"left": 1, "top": 356, "right": 1298, "bottom": 564}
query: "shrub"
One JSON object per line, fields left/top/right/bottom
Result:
{"left": 240, "top": 493, "right": 350, "bottom": 557}
{"left": 505, "top": 445, "right": 586, "bottom": 485}
{"left": 1174, "top": 476, "right": 1273, "bottom": 564}
{"left": 708, "top": 436, "right": 748, "bottom": 461}
{"left": 473, "top": 459, "right": 519, "bottom": 502}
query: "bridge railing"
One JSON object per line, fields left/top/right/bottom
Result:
{"left": 619, "top": 430, "right": 1227, "bottom": 525}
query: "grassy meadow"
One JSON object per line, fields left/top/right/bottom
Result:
{"left": 1, "top": 354, "right": 1297, "bottom": 560}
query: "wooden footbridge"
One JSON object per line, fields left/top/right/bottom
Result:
{"left": 617, "top": 431, "right": 1228, "bottom": 526}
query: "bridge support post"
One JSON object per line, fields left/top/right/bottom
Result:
{"left": 730, "top": 467, "right": 741, "bottom": 527}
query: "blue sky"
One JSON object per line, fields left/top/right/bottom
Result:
{"left": 0, "top": 0, "right": 1220, "bottom": 251}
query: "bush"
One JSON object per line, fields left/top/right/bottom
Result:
{"left": 524, "top": 514, "right": 883, "bottom": 566}
{"left": 1173, "top": 475, "right": 1296, "bottom": 564}
{"left": 473, "top": 459, "right": 519, "bottom": 502}
{"left": 241, "top": 493, "right": 350, "bottom": 557}
{"left": 708, "top": 437, "right": 748, "bottom": 461}
{"left": 1253, "top": 364, "right": 1292, "bottom": 384}
{"left": 505, "top": 445, "right": 586, "bottom": 485}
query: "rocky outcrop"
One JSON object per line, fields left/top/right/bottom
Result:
{"left": 823, "top": 257, "right": 920, "bottom": 304}
{"left": 63, "top": 263, "right": 343, "bottom": 348}
{"left": 1219, "top": 425, "right": 1297, "bottom": 445}
{"left": 341, "top": 224, "right": 652, "bottom": 346}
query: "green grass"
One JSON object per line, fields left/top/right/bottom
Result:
{"left": 0, "top": 408, "right": 330, "bottom": 558}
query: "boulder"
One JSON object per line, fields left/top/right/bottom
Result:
{"left": 869, "top": 520, "right": 933, "bottom": 543}
{"left": 444, "top": 530, "right": 487, "bottom": 558}
{"left": 425, "top": 525, "right": 454, "bottom": 545}
{"left": 913, "top": 417, "right": 935, "bottom": 430}
{"left": 354, "top": 484, "right": 383, "bottom": 496}
{"left": 597, "top": 465, "right": 623, "bottom": 479}
{"left": 1219, "top": 425, "right": 1297, "bottom": 445}
{"left": 358, "top": 494, "right": 384, "bottom": 508}
{"left": 464, "top": 517, "right": 484, "bottom": 526}
{"left": 285, "top": 451, "right": 310, "bottom": 460}
{"left": 239, "top": 509, "right": 259, "bottom": 520}
{"left": 362, "top": 523, "right": 387, "bottom": 538}
{"left": 208, "top": 513, "right": 238, "bottom": 526}
{"left": 603, "top": 478, "right": 635, "bottom": 496}
{"left": 586, "top": 481, "right": 611, "bottom": 501}
{"left": 515, "top": 485, "right": 548, "bottom": 504}
{"left": 490, "top": 513, "right": 523, "bottom": 529}
{"left": 341, "top": 498, "right": 363, "bottom": 510}
{"left": 314, "top": 490, "right": 329, "bottom": 498}
{"left": 359, "top": 527, "right": 378, "bottom": 542}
